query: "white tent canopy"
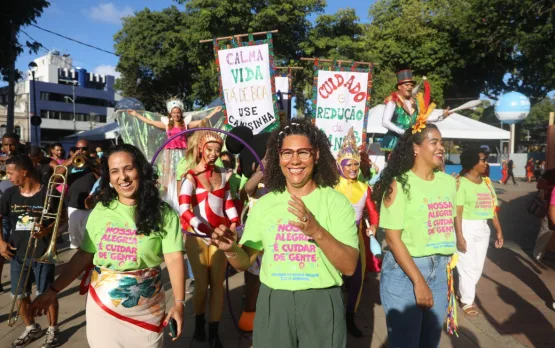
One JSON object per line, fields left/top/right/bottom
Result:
{"left": 366, "top": 104, "right": 510, "bottom": 140}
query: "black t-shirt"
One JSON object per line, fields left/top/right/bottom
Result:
{"left": 68, "top": 172, "right": 96, "bottom": 209}
{"left": 36, "top": 160, "right": 53, "bottom": 185}
{"left": 0, "top": 185, "right": 52, "bottom": 258}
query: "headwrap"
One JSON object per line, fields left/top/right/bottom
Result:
{"left": 336, "top": 127, "right": 360, "bottom": 178}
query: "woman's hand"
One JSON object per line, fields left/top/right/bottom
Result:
{"left": 457, "top": 236, "right": 467, "bottom": 253}
{"left": 366, "top": 225, "right": 377, "bottom": 237}
{"left": 30, "top": 289, "right": 57, "bottom": 317}
{"left": 208, "top": 106, "right": 222, "bottom": 118}
{"left": 211, "top": 224, "right": 237, "bottom": 252}
{"left": 127, "top": 109, "right": 139, "bottom": 117}
{"left": 163, "top": 302, "right": 184, "bottom": 341}
{"left": 287, "top": 195, "right": 322, "bottom": 238}
{"left": 495, "top": 231, "right": 504, "bottom": 248}
{"left": 414, "top": 280, "right": 434, "bottom": 308}
{"left": 443, "top": 107, "right": 453, "bottom": 118}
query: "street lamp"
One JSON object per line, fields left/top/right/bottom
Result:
{"left": 64, "top": 80, "right": 78, "bottom": 133}
{"left": 88, "top": 112, "right": 98, "bottom": 130}
{"left": 28, "top": 61, "right": 39, "bottom": 146}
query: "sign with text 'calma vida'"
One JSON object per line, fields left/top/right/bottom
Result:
{"left": 315, "top": 70, "right": 370, "bottom": 155}
{"left": 217, "top": 43, "right": 278, "bottom": 134}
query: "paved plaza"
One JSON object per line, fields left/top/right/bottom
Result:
{"left": 0, "top": 180, "right": 553, "bottom": 347}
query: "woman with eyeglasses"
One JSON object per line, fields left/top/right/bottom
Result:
{"left": 211, "top": 120, "right": 359, "bottom": 348}
{"left": 455, "top": 148, "right": 503, "bottom": 316}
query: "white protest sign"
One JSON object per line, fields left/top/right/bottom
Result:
{"left": 315, "top": 70, "right": 369, "bottom": 155}
{"left": 275, "top": 76, "right": 290, "bottom": 100}
{"left": 218, "top": 43, "right": 277, "bottom": 134}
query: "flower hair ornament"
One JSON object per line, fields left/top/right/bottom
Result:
{"left": 411, "top": 94, "right": 437, "bottom": 134}
{"left": 166, "top": 97, "right": 184, "bottom": 114}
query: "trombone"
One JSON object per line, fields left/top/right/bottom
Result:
{"left": 7, "top": 165, "right": 68, "bottom": 327}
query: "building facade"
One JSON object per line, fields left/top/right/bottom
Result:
{"left": 0, "top": 51, "right": 119, "bottom": 145}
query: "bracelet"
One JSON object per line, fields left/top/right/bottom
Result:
{"left": 225, "top": 251, "right": 237, "bottom": 259}
{"left": 175, "top": 299, "right": 186, "bottom": 307}
{"left": 49, "top": 285, "right": 60, "bottom": 294}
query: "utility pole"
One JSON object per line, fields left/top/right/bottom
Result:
{"left": 6, "top": 22, "right": 16, "bottom": 133}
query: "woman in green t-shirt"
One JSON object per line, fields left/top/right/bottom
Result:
{"left": 372, "top": 123, "right": 457, "bottom": 348}
{"left": 455, "top": 148, "right": 503, "bottom": 316}
{"left": 212, "top": 120, "right": 359, "bottom": 348}
{"left": 30, "top": 144, "right": 185, "bottom": 348}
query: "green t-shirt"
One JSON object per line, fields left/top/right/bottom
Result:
{"left": 228, "top": 173, "right": 243, "bottom": 200}
{"left": 81, "top": 200, "right": 183, "bottom": 271}
{"left": 456, "top": 177, "right": 498, "bottom": 220}
{"left": 379, "top": 171, "right": 457, "bottom": 257}
{"left": 176, "top": 157, "right": 224, "bottom": 181}
{"left": 239, "top": 186, "right": 358, "bottom": 291}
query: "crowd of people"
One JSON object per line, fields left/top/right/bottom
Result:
{"left": 0, "top": 68, "right": 526, "bottom": 348}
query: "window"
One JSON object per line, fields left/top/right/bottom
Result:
{"left": 14, "top": 126, "right": 21, "bottom": 138}
{"left": 39, "top": 91, "right": 115, "bottom": 107}
{"left": 39, "top": 109, "right": 106, "bottom": 122}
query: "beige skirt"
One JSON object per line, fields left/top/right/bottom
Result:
{"left": 85, "top": 266, "right": 166, "bottom": 348}
{"left": 86, "top": 295, "right": 164, "bottom": 347}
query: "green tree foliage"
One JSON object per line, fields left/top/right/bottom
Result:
{"left": 114, "top": 0, "right": 325, "bottom": 110}
{"left": 0, "top": 1, "right": 50, "bottom": 80}
{"left": 114, "top": 7, "right": 191, "bottom": 112}
{"left": 113, "top": 0, "right": 555, "bottom": 118}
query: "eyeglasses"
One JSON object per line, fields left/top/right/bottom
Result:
{"left": 77, "top": 147, "right": 88, "bottom": 151}
{"left": 279, "top": 148, "right": 313, "bottom": 161}
{"left": 479, "top": 158, "right": 487, "bottom": 162}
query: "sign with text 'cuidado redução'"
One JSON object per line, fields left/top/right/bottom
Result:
{"left": 313, "top": 67, "right": 372, "bottom": 156}
{"left": 217, "top": 42, "right": 279, "bottom": 134}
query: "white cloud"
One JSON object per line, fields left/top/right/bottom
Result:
{"left": 93, "top": 65, "right": 121, "bottom": 79}
{"left": 87, "top": 3, "right": 133, "bottom": 25}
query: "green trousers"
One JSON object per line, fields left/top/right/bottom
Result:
{"left": 253, "top": 284, "right": 346, "bottom": 348}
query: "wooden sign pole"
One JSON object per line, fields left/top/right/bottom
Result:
{"left": 199, "top": 30, "right": 279, "bottom": 43}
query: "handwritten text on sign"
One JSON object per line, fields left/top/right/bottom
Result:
{"left": 315, "top": 70, "right": 368, "bottom": 155}
{"left": 218, "top": 44, "right": 277, "bottom": 134}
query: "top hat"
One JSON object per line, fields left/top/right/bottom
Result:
{"left": 396, "top": 69, "right": 416, "bottom": 85}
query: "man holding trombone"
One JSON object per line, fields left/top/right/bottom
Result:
{"left": 0, "top": 155, "right": 64, "bottom": 348}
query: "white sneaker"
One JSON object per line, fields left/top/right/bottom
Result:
{"left": 12, "top": 324, "right": 42, "bottom": 348}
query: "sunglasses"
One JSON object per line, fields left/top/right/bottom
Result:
{"left": 77, "top": 147, "right": 88, "bottom": 151}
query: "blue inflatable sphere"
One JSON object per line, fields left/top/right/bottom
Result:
{"left": 494, "top": 92, "right": 530, "bottom": 124}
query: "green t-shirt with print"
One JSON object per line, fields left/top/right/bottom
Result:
{"left": 379, "top": 171, "right": 457, "bottom": 257}
{"left": 456, "top": 177, "right": 497, "bottom": 220}
{"left": 81, "top": 200, "right": 183, "bottom": 271}
{"left": 239, "top": 186, "right": 359, "bottom": 291}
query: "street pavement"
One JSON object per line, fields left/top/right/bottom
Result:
{"left": 0, "top": 179, "right": 553, "bottom": 347}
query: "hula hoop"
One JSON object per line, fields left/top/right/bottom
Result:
{"left": 150, "top": 127, "right": 264, "bottom": 172}
{"left": 152, "top": 126, "right": 263, "bottom": 339}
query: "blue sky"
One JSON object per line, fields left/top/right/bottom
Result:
{"left": 7, "top": 0, "right": 372, "bottom": 85}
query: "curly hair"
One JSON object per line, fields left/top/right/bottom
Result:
{"left": 264, "top": 119, "right": 339, "bottom": 192}
{"left": 97, "top": 144, "right": 169, "bottom": 236}
{"left": 372, "top": 123, "right": 440, "bottom": 207}
{"left": 460, "top": 147, "right": 485, "bottom": 172}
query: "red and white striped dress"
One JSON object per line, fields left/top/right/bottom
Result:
{"left": 178, "top": 167, "right": 239, "bottom": 243}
